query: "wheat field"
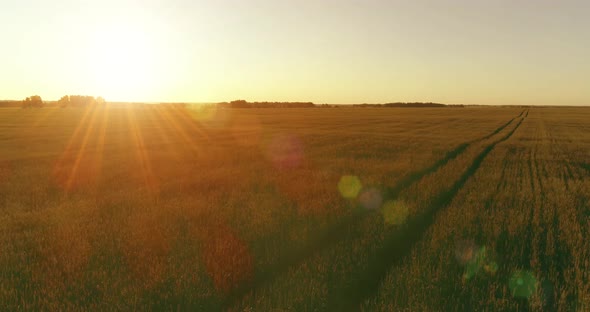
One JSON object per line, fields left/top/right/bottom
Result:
{"left": 1, "top": 105, "right": 589, "bottom": 311}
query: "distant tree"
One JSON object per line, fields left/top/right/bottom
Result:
{"left": 22, "top": 97, "right": 31, "bottom": 108}
{"left": 31, "top": 95, "right": 43, "bottom": 107}
{"left": 57, "top": 95, "right": 70, "bottom": 107}
{"left": 22, "top": 95, "right": 43, "bottom": 108}
{"left": 69, "top": 95, "right": 95, "bottom": 106}
{"left": 57, "top": 95, "right": 100, "bottom": 107}
{"left": 230, "top": 100, "right": 249, "bottom": 108}
{"left": 96, "top": 96, "right": 106, "bottom": 105}
{"left": 222, "top": 100, "right": 315, "bottom": 108}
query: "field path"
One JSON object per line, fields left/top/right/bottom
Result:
{"left": 227, "top": 110, "right": 526, "bottom": 308}
{"left": 326, "top": 111, "right": 527, "bottom": 311}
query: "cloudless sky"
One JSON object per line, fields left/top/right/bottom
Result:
{"left": 1, "top": 0, "right": 589, "bottom": 104}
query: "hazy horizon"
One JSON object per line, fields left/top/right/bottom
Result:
{"left": 2, "top": 0, "right": 589, "bottom": 105}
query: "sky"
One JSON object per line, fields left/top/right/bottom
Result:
{"left": 1, "top": 0, "right": 589, "bottom": 105}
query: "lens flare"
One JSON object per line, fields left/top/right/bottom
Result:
{"left": 484, "top": 262, "right": 498, "bottom": 274}
{"left": 463, "top": 246, "right": 487, "bottom": 280}
{"left": 509, "top": 271, "right": 537, "bottom": 299}
{"left": 382, "top": 200, "right": 408, "bottom": 225}
{"left": 267, "top": 134, "right": 304, "bottom": 170}
{"left": 454, "top": 239, "right": 478, "bottom": 265}
{"left": 358, "top": 188, "right": 382, "bottom": 210}
{"left": 455, "top": 242, "right": 498, "bottom": 281}
{"left": 187, "top": 105, "right": 229, "bottom": 129}
{"left": 338, "top": 175, "right": 362, "bottom": 199}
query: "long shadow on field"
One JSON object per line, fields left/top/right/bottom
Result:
{"left": 222, "top": 140, "right": 468, "bottom": 307}
{"left": 327, "top": 116, "right": 526, "bottom": 311}
{"left": 224, "top": 111, "right": 525, "bottom": 308}
{"left": 380, "top": 111, "right": 522, "bottom": 199}
{"left": 479, "top": 115, "right": 518, "bottom": 141}
{"left": 578, "top": 163, "right": 590, "bottom": 173}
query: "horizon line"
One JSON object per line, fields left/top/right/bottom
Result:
{"left": 1, "top": 99, "right": 589, "bottom": 107}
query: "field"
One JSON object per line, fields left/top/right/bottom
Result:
{"left": 1, "top": 105, "right": 589, "bottom": 311}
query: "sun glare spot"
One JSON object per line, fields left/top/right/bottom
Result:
{"left": 266, "top": 134, "right": 304, "bottom": 169}
{"left": 87, "top": 23, "right": 163, "bottom": 101}
{"left": 382, "top": 200, "right": 408, "bottom": 225}
{"left": 187, "top": 105, "right": 229, "bottom": 129}
{"left": 461, "top": 246, "right": 487, "bottom": 280}
{"left": 358, "top": 187, "right": 382, "bottom": 210}
{"left": 338, "top": 175, "right": 362, "bottom": 199}
{"left": 509, "top": 271, "right": 537, "bottom": 298}
{"left": 484, "top": 262, "right": 498, "bottom": 274}
{"left": 455, "top": 242, "right": 499, "bottom": 281}
{"left": 454, "top": 239, "right": 478, "bottom": 265}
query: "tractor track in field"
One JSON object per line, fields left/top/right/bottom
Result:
{"left": 480, "top": 115, "right": 518, "bottom": 141}
{"left": 578, "top": 162, "right": 590, "bottom": 173}
{"left": 519, "top": 125, "right": 539, "bottom": 306}
{"left": 379, "top": 111, "right": 522, "bottom": 200}
{"left": 326, "top": 112, "right": 527, "bottom": 311}
{"left": 224, "top": 110, "right": 526, "bottom": 309}
{"left": 536, "top": 126, "right": 577, "bottom": 311}
{"left": 222, "top": 139, "right": 476, "bottom": 307}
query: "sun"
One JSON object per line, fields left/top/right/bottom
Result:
{"left": 87, "top": 24, "right": 163, "bottom": 102}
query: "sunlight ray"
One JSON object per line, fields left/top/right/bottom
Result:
{"left": 53, "top": 105, "right": 95, "bottom": 190}
{"left": 169, "top": 105, "right": 211, "bottom": 141}
{"left": 64, "top": 106, "right": 101, "bottom": 191}
{"left": 125, "top": 106, "right": 159, "bottom": 195}
{"left": 92, "top": 107, "right": 110, "bottom": 190}
{"left": 56, "top": 106, "right": 94, "bottom": 157}
{"left": 145, "top": 106, "right": 183, "bottom": 161}
{"left": 153, "top": 105, "right": 202, "bottom": 156}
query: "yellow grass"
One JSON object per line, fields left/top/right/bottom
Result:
{"left": 2, "top": 105, "right": 587, "bottom": 310}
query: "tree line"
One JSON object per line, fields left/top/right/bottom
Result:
{"left": 218, "top": 100, "right": 316, "bottom": 108}
{"left": 216, "top": 100, "right": 462, "bottom": 109}
{"left": 352, "top": 102, "right": 463, "bottom": 108}
{"left": 57, "top": 95, "right": 106, "bottom": 107}
{"left": 22, "top": 95, "right": 43, "bottom": 108}
{"left": 18, "top": 95, "right": 106, "bottom": 108}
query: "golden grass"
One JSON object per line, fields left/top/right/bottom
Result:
{"left": 3, "top": 105, "right": 587, "bottom": 310}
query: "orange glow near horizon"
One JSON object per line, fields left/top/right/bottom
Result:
{"left": 50, "top": 104, "right": 218, "bottom": 196}
{"left": 1, "top": 1, "right": 589, "bottom": 105}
